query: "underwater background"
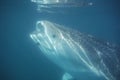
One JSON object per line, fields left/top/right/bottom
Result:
{"left": 0, "top": 0, "right": 120, "bottom": 80}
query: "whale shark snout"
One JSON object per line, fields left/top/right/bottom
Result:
{"left": 30, "top": 20, "right": 63, "bottom": 53}
{"left": 36, "top": 21, "right": 45, "bottom": 32}
{"left": 30, "top": 20, "right": 54, "bottom": 51}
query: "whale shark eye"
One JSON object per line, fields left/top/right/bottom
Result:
{"left": 52, "top": 34, "right": 56, "bottom": 38}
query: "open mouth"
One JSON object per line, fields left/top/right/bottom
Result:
{"left": 30, "top": 32, "right": 39, "bottom": 44}
{"left": 30, "top": 31, "right": 54, "bottom": 51}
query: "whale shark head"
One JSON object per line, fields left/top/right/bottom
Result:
{"left": 30, "top": 20, "right": 89, "bottom": 72}
{"left": 30, "top": 20, "right": 63, "bottom": 52}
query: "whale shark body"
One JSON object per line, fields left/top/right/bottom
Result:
{"left": 30, "top": 20, "right": 120, "bottom": 80}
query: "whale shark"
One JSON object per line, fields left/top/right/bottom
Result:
{"left": 30, "top": 20, "right": 120, "bottom": 80}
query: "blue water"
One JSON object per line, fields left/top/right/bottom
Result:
{"left": 0, "top": 0, "right": 120, "bottom": 80}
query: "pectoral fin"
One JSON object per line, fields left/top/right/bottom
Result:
{"left": 62, "top": 72, "right": 75, "bottom": 80}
